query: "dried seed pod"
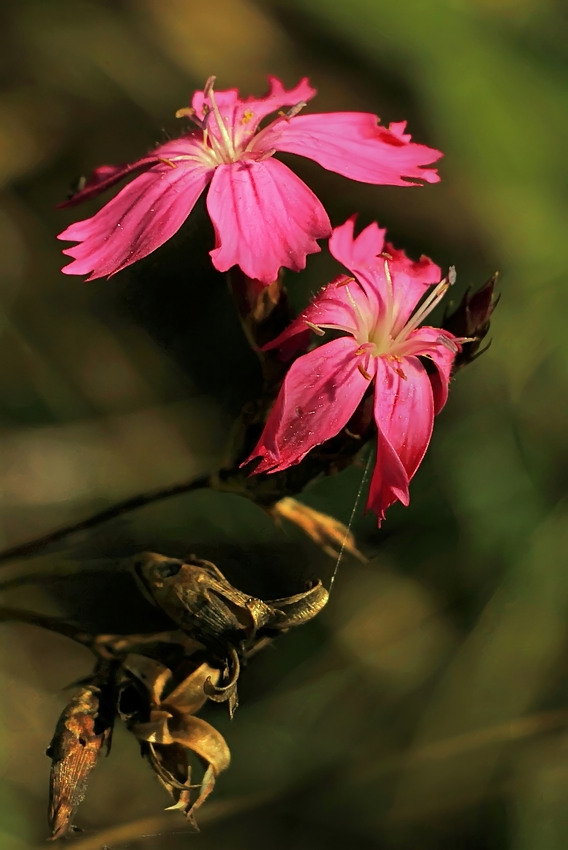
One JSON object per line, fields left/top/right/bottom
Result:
{"left": 46, "top": 666, "right": 115, "bottom": 839}
{"left": 133, "top": 552, "right": 328, "bottom": 645}
{"left": 132, "top": 554, "right": 276, "bottom": 650}
{"left": 443, "top": 272, "right": 500, "bottom": 369}
{"left": 131, "top": 553, "right": 328, "bottom": 713}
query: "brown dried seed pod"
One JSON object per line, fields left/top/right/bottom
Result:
{"left": 119, "top": 652, "right": 230, "bottom": 824}
{"left": 46, "top": 669, "right": 115, "bottom": 840}
{"left": 131, "top": 553, "right": 328, "bottom": 713}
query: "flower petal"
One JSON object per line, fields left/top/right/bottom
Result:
{"left": 271, "top": 113, "right": 442, "bottom": 186}
{"left": 403, "top": 326, "right": 460, "bottom": 413}
{"left": 368, "top": 357, "right": 435, "bottom": 521}
{"left": 366, "top": 428, "right": 411, "bottom": 524}
{"left": 374, "top": 357, "right": 435, "bottom": 476}
{"left": 328, "top": 216, "right": 386, "bottom": 271}
{"left": 58, "top": 136, "right": 208, "bottom": 208}
{"left": 245, "top": 336, "right": 372, "bottom": 473}
{"left": 58, "top": 162, "right": 212, "bottom": 280}
{"left": 327, "top": 216, "right": 390, "bottom": 309}
{"left": 207, "top": 158, "right": 330, "bottom": 284}
{"left": 58, "top": 159, "right": 157, "bottom": 208}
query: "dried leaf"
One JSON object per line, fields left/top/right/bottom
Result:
{"left": 271, "top": 498, "right": 365, "bottom": 561}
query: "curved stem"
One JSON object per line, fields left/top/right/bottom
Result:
{"left": 0, "top": 606, "right": 93, "bottom": 645}
{"left": 0, "top": 473, "right": 211, "bottom": 567}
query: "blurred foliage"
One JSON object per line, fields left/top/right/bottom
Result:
{"left": 0, "top": 0, "right": 567, "bottom": 848}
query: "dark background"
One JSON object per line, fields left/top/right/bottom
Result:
{"left": 1, "top": 0, "right": 567, "bottom": 848}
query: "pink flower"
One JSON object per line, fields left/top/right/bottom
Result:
{"left": 58, "top": 77, "right": 442, "bottom": 284}
{"left": 244, "top": 217, "right": 462, "bottom": 523}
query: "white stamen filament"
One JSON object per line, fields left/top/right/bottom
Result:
{"left": 383, "top": 260, "right": 396, "bottom": 329}
{"left": 391, "top": 278, "right": 450, "bottom": 346}
{"left": 343, "top": 284, "right": 369, "bottom": 345}
{"left": 203, "top": 76, "right": 237, "bottom": 162}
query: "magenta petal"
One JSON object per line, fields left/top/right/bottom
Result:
{"left": 272, "top": 113, "right": 442, "bottom": 186}
{"left": 366, "top": 428, "right": 411, "bottom": 524}
{"left": 58, "top": 159, "right": 156, "bottom": 208}
{"left": 245, "top": 337, "right": 371, "bottom": 473}
{"left": 328, "top": 216, "right": 386, "bottom": 272}
{"left": 367, "top": 357, "right": 435, "bottom": 521}
{"left": 327, "top": 216, "right": 390, "bottom": 311}
{"left": 58, "top": 162, "right": 212, "bottom": 279}
{"left": 207, "top": 158, "right": 330, "bottom": 285}
{"left": 58, "top": 136, "right": 206, "bottom": 209}
{"left": 403, "top": 327, "right": 459, "bottom": 413}
{"left": 374, "top": 357, "right": 435, "bottom": 477}
{"left": 327, "top": 218, "right": 444, "bottom": 331}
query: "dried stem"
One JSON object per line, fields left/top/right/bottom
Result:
{"left": 36, "top": 790, "right": 274, "bottom": 850}
{"left": 0, "top": 473, "right": 210, "bottom": 566}
{"left": 0, "top": 606, "right": 93, "bottom": 645}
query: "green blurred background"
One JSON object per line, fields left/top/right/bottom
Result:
{"left": 1, "top": 0, "right": 567, "bottom": 847}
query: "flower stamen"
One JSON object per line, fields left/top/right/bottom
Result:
{"left": 277, "top": 101, "right": 308, "bottom": 121}
{"left": 392, "top": 277, "right": 451, "bottom": 346}
{"left": 358, "top": 363, "right": 372, "bottom": 380}
{"left": 344, "top": 284, "right": 369, "bottom": 341}
{"left": 203, "top": 76, "right": 237, "bottom": 161}
{"left": 305, "top": 320, "right": 325, "bottom": 336}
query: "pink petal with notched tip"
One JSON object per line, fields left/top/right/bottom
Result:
{"left": 244, "top": 336, "right": 373, "bottom": 473}
{"left": 328, "top": 216, "right": 386, "bottom": 272}
{"left": 268, "top": 113, "right": 442, "bottom": 186}
{"left": 327, "top": 216, "right": 390, "bottom": 308}
{"left": 58, "top": 162, "right": 212, "bottom": 280}
{"left": 207, "top": 158, "right": 330, "bottom": 285}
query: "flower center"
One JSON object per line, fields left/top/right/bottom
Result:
{"left": 366, "top": 260, "right": 453, "bottom": 357}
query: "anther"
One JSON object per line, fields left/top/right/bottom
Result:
{"left": 175, "top": 107, "right": 194, "bottom": 119}
{"left": 277, "top": 102, "right": 307, "bottom": 121}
